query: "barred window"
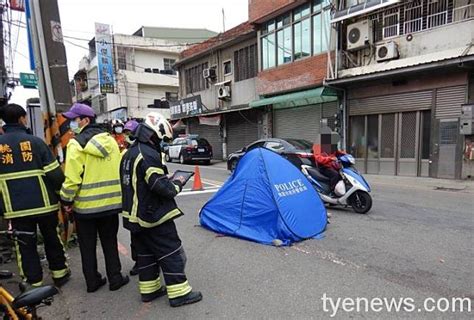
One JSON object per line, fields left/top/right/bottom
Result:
{"left": 234, "top": 44, "right": 258, "bottom": 82}
{"left": 117, "top": 46, "right": 128, "bottom": 70}
{"left": 184, "top": 62, "right": 208, "bottom": 94}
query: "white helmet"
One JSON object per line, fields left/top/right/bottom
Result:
{"left": 111, "top": 119, "right": 124, "bottom": 127}
{"left": 144, "top": 112, "right": 173, "bottom": 140}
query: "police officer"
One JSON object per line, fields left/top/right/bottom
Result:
{"left": 120, "top": 112, "right": 202, "bottom": 306}
{"left": 60, "top": 103, "right": 129, "bottom": 293}
{"left": 0, "top": 104, "right": 70, "bottom": 288}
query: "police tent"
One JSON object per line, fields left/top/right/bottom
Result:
{"left": 200, "top": 148, "right": 327, "bottom": 246}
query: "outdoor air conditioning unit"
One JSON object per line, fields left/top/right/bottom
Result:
{"left": 376, "top": 42, "right": 399, "bottom": 62}
{"left": 347, "top": 20, "right": 373, "bottom": 51}
{"left": 203, "top": 68, "right": 216, "bottom": 80}
{"left": 217, "top": 85, "right": 231, "bottom": 100}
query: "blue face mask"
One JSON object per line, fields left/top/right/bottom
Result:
{"left": 69, "top": 120, "right": 81, "bottom": 134}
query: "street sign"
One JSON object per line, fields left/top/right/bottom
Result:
{"left": 19, "top": 72, "right": 38, "bottom": 88}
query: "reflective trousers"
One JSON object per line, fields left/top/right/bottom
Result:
{"left": 132, "top": 220, "right": 192, "bottom": 300}
{"left": 11, "top": 212, "right": 68, "bottom": 285}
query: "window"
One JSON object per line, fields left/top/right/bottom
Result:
{"left": 382, "top": 8, "right": 399, "bottom": 38}
{"left": 260, "top": 1, "right": 331, "bottom": 70}
{"left": 164, "top": 58, "right": 177, "bottom": 75}
{"left": 265, "top": 141, "right": 285, "bottom": 151}
{"left": 234, "top": 44, "right": 258, "bottom": 82}
{"left": 117, "top": 46, "right": 128, "bottom": 70}
{"left": 427, "top": 0, "right": 449, "bottom": 28}
{"left": 223, "top": 60, "right": 232, "bottom": 75}
{"left": 166, "top": 92, "right": 178, "bottom": 102}
{"left": 184, "top": 62, "right": 208, "bottom": 94}
{"left": 453, "top": 0, "right": 474, "bottom": 22}
{"left": 404, "top": 1, "right": 423, "bottom": 34}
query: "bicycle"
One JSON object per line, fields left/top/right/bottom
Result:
{"left": 0, "top": 230, "right": 59, "bottom": 320}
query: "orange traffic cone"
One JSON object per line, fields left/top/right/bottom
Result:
{"left": 192, "top": 165, "right": 204, "bottom": 191}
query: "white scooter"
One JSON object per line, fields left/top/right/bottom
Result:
{"left": 301, "top": 154, "right": 372, "bottom": 214}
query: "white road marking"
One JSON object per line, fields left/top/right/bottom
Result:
{"left": 178, "top": 188, "right": 220, "bottom": 197}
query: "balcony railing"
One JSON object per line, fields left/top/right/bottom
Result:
{"left": 453, "top": 3, "right": 474, "bottom": 22}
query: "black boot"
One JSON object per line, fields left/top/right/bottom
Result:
{"left": 53, "top": 270, "right": 71, "bottom": 288}
{"left": 141, "top": 287, "right": 167, "bottom": 303}
{"left": 109, "top": 275, "right": 129, "bottom": 291}
{"left": 169, "top": 291, "right": 203, "bottom": 307}
{"left": 129, "top": 262, "right": 139, "bottom": 276}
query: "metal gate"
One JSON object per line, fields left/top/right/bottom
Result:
{"left": 187, "top": 118, "right": 223, "bottom": 160}
{"left": 226, "top": 111, "right": 260, "bottom": 155}
{"left": 349, "top": 111, "right": 430, "bottom": 177}
{"left": 273, "top": 105, "right": 322, "bottom": 142}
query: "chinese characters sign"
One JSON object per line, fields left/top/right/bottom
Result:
{"left": 95, "top": 23, "right": 115, "bottom": 94}
{"left": 0, "top": 141, "right": 34, "bottom": 165}
{"left": 9, "top": 0, "right": 25, "bottom": 12}
{"left": 169, "top": 96, "right": 203, "bottom": 120}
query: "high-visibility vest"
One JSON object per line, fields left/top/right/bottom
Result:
{"left": 60, "top": 126, "right": 122, "bottom": 216}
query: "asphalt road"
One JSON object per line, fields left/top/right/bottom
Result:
{"left": 2, "top": 161, "right": 473, "bottom": 319}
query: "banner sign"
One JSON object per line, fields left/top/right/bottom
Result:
{"left": 95, "top": 23, "right": 115, "bottom": 94}
{"left": 199, "top": 115, "right": 221, "bottom": 126}
{"left": 170, "top": 95, "right": 203, "bottom": 120}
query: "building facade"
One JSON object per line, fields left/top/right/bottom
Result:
{"left": 72, "top": 26, "right": 217, "bottom": 122}
{"left": 174, "top": 22, "right": 261, "bottom": 160}
{"left": 249, "top": 0, "right": 340, "bottom": 143}
{"left": 327, "top": 0, "right": 474, "bottom": 179}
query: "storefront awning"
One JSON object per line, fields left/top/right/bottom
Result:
{"left": 249, "top": 87, "right": 338, "bottom": 110}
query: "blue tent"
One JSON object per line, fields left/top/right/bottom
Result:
{"left": 200, "top": 148, "right": 327, "bottom": 246}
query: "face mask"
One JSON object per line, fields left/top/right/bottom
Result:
{"left": 125, "top": 135, "right": 135, "bottom": 145}
{"left": 114, "top": 127, "right": 123, "bottom": 134}
{"left": 70, "top": 121, "right": 81, "bottom": 134}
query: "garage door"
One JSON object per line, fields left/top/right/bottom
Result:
{"left": 273, "top": 104, "right": 322, "bottom": 142}
{"left": 187, "top": 118, "right": 223, "bottom": 160}
{"left": 226, "top": 111, "right": 260, "bottom": 155}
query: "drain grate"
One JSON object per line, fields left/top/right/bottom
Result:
{"left": 434, "top": 186, "right": 466, "bottom": 192}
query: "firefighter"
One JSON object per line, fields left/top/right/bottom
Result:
{"left": 123, "top": 119, "right": 140, "bottom": 276}
{"left": 60, "top": 103, "right": 129, "bottom": 293}
{"left": 120, "top": 112, "right": 202, "bottom": 306}
{"left": 0, "top": 104, "right": 70, "bottom": 288}
{"left": 111, "top": 119, "right": 127, "bottom": 152}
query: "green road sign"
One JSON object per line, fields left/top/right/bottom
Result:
{"left": 19, "top": 72, "right": 38, "bottom": 88}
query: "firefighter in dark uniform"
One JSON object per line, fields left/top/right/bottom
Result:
{"left": 0, "top": 104, "right": 70, "bottom": 288}
{"left": 120, "top": 112, "right": 202, "bottom": 306}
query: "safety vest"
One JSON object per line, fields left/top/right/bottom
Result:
{"left": 120, "top": 124, "right": 182, "bottom": 232}
{"left": 0, "top": 125, "right": 64, "bottom": 219}
{"left": 60, "top": 125, "right": 121, "bottom": 216}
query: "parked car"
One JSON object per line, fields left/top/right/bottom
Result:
{"left": 227, "top": 138, "right": 314, "bottom": 172}
{"left": 166, "top": 135, "right": 213, "bottom": 165}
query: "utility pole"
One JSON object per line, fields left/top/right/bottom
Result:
{"left": 0, "top": 3, "right": 7, "bottom": 108}
{"left": 27, "top": 0, "right": 72, "bottom": 155}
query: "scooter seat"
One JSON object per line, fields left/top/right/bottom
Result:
{"left": 307, "top": 167, "right": 331, "bottom": 182}
{"left": 12, "top": 285, "right": 58, "bottom": 309}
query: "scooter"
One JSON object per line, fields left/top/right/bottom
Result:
{"left": 301, "top": 154, "right": 372, "bottom": 214}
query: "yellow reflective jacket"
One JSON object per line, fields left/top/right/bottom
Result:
{"left": 60, "top": 125, "right": 121, "bottom": 216}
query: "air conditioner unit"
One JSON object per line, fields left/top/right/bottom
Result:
{"left": 217, "top": 85, "right": 231, "bottom": 100}
{"left": 347, "top": 20, "right": 373, "bottom": 51}
{"left": 376, "top": 42, "right": 399, "bottom": 62}
{"left": 203, "top": 68, "right": 216, "bottom": 80}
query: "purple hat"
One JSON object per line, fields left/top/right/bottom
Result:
{"left": 63, "top": 103, "right": 96, "bottom": 119}
{"left": 124, "top": 120, "right": 139, "bottom": 132}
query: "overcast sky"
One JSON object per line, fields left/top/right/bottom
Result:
{"left": 9, "top": 0, "right": 249, "bottom": 106}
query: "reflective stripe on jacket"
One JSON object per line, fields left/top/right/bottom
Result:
{"left": 120, "top": 124, "right": 182, "bottom": 232}
{"left": 0, "top": 124, "right": 64, "bottom": 219}
{"left": 60, "top": 125, "right": 122, "bottom": 216}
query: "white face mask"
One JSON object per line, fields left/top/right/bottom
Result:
{"left": 114, "top": 127, "right": 123, "bottom": 134}
{"left": 70, "top": 120, "right": 81, "bottom": 134}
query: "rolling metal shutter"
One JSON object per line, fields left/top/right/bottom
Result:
{"left": 226, "top": 110, "right": 260, "bottom": 155}
{"left": 349, "top": 90, "right": 433, "bottom": 116}
{"left": 273, "top": 104, "right": 322, "bottom": 142}
{"left": 435, "top": 86, "right": 466, "bottom": 119}
{"left": 187, "top": 118, "right": 223, "bottom": 160}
